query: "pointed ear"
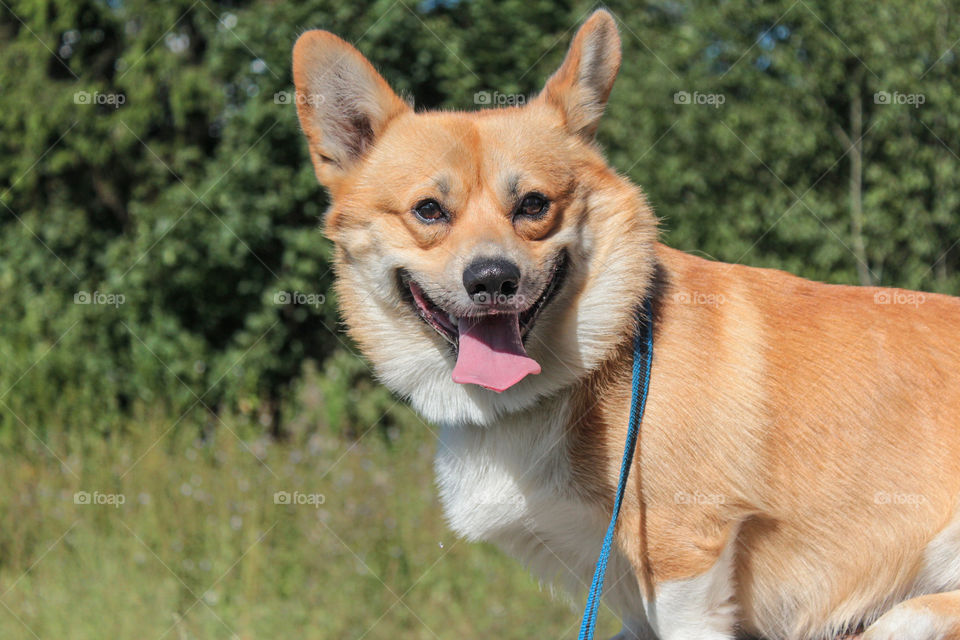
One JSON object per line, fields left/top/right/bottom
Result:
{"left": 292, "top": 30, "right": 410, "bottom": 188}
{"left": 537, "top": 10, "right": 621, "bottom": 139}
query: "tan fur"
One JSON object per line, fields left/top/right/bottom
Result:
{"left": 293, "top": 10, "right": 960, "bottom": 639}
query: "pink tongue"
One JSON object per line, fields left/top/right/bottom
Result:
{"left": 451, "top": 314, "right": 541, "bottom": 392}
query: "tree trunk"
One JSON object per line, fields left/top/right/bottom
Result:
{"left": 848, "top": 89, "right": 872, "bottom": 286}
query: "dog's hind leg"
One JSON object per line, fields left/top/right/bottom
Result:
{"left": 863, "top": 591, "right": 960, "bottom": 640}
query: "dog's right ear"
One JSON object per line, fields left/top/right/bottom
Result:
{"left": 292, "top": 31, "right": 410, "bottom": 189}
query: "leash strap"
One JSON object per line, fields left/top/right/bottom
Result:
{"left": 577, "top": 299, "right": 654, "bottom": 640}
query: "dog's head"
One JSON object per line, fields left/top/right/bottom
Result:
{"left": 293, "top": 10, "right": 657, "bottom": 426}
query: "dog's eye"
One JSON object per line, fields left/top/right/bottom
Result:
{"left": 516, "top": 193, "right": 548, "bottom": 218}
{"left": 413, "top": 199, "right": 446, "bottom": 223}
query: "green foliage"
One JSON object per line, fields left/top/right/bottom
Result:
{"left": 0, "top": 0, "right": 451, "bottom": 435}
{"left": 1, "top": 0, "right": 959, "bottom": 437}
{"left": 598, "top": 0, "right": 960, "bottom": 290}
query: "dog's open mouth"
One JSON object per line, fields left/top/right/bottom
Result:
{"left": 398, "top": 252, "right": 568, "bottom": 392}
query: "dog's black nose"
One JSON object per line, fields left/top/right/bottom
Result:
{"left": 463, "top": 258, "right": 520, "bottom": 302}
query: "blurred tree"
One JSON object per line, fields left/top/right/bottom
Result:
{"left": 600, "top": 0, "right": 960, "bottom": 290}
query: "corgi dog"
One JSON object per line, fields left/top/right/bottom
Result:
{"left": 292, "top": 10, "right": 960, "bottom": 640}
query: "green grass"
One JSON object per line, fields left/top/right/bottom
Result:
{"left": 0, "top": 403, "right": 622, "bottom": 639}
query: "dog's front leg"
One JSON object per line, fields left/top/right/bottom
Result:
{"left": 639, "top": 521, "right": 740, "bottom": 640}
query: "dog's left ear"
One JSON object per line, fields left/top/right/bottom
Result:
{"left": 536, "top": 9, "right": 621, "bottom": 139}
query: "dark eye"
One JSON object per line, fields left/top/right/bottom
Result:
{"left": 413, "top": 199, "right": 447, "bottom": 223}
{"left": 516, "top": 193, "right": 548, "bottom": 218}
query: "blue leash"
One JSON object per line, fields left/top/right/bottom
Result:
{"left": 578, "top": 299, "right": 654, "bottom": 640}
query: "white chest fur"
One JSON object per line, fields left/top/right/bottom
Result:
{"left": 433, "top": 397, "right": 646, "bottom": 622}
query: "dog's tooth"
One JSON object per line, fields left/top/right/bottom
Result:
{"left": 448, "top": 313, "right": 459, "bottom": 327}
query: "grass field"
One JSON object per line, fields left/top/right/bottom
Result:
{"left": 0, "top": 398, "right": 622, "bottom": 639}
